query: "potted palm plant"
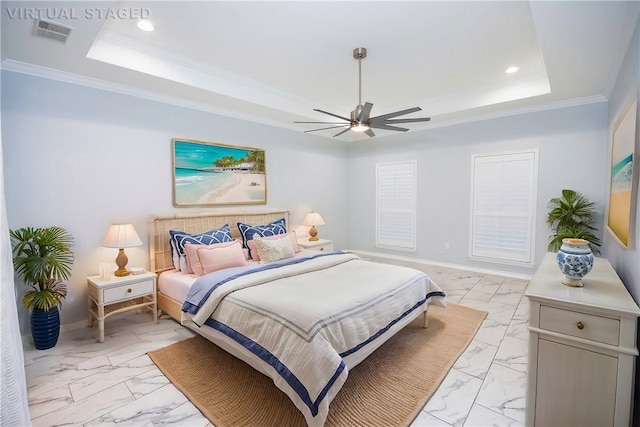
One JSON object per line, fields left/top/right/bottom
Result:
{"left": 547, "top": 189, "right": 601, "bottom": 255}
{"left": 10, "top": 226, "right": 74, "bottom": 349}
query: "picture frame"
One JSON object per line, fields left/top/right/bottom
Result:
{"left": 172, "top": 138, "right": 266, "bottom": 206}
{"left": 606, "top": 99, "right": 637, "bottom": 248}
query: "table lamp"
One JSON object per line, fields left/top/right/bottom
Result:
{"left": 303, "top": 212, "right": 325, "bottom": 241}
{"left": 102, "top": 224, "right": 143, "bottom": 277}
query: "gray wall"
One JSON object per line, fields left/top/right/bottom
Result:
{"left": 2, "top": 71, "right": 349, "bottom": 332}
{"left": 346, "top": 102, "right": 610, "bottom": 276}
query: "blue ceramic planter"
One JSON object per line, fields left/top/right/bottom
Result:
{"left": 556, "top": 238, "right": 594, "bottom": 288}
{"left": 31, "top": 307, "right": 60, "bottom": 350}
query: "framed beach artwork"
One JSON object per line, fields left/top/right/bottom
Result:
{"left": 172, "top": 138, "right": 266, "bottom": 206}
{"left": 607, "top": 99, "right": 637, "bottom": 248}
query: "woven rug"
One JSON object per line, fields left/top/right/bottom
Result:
{"left": 148, "top": 303, "right": 487, "bottom": 427}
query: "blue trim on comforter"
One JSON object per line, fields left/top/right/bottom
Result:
{"left": 339, "top": 290, "right": 446, "bottom": 358}
{"left": 204, "top": 318, "right": 346, "bottom": 417}
{"left": 204, "top": 289, "right": 446, "bottom": 417}
{"left": 182, "top": 251, "right": 346, "bottom": 314}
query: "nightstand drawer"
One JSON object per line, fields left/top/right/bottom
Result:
{"left": 313, "top": 243, "right": 333, "bottom": 252}
{"left": 539, "top": 305, "right": 619, "bottom": 346}
{"left": 103, "top": 279, "right": 154, "bottom": 304}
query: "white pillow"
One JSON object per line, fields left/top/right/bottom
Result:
{"left": 253, "top": 236, "right": 295, "bottom": 264}
{"left": 247, "top": 231, "right": 300, "bottom": 261}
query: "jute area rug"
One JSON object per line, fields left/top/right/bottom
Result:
{"left": 148, "top": 303, "right": 487, "bottom": 427}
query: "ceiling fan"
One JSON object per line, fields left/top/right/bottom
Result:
{"left": 295, "top": 47, "right": 431, "bottom": 138}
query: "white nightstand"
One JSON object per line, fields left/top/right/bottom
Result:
{"left": 87, "top": 271, "right": 157, "bottom": 343}
{"left": 297, "top": 238, "right": 334, "bottom": 252}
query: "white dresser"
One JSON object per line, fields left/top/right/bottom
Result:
{"left": 525, "top": 252, "right": 640, "bottom": 426}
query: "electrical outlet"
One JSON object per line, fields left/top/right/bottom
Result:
{"left": 444, "top": 242, "right": 450, "bottom": 250}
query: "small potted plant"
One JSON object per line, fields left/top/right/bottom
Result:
{"left": 10, "top": 226, "right": 74, "bottom": 350}
{"left": 547, "top": 189, "right": 601, "bottom": 255}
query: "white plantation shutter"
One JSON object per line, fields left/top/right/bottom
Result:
{"left": 471, "top": 150, "right": 538, "bottom": 264}
{"left": 376, "top": 161, "right": 416, "bottom": 251}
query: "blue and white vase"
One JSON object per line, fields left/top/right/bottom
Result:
{"left": 556, "top": 238, "right": 594, "bottom": 287}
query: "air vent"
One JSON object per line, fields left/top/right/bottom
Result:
{"left": 33, "top": 19, "right": 72, "bottom": 44}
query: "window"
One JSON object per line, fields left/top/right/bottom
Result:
{"left": 470, "top": 150, "right": 538, "bottom": 264}
{"left": 376, "top": 161, "right": 416, "bottom": 251}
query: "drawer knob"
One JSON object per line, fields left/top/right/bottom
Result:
{"left": 576, "top": 321, "right": 584, "bottom": 330}
{"left": 127, "top": 288, "right": 132, "bottom": 293}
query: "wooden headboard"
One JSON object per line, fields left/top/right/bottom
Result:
{"left": 149, "top": 210, "right": 290, "bottom": 273}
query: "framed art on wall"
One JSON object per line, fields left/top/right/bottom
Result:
{"left": 172, "top": 138, "right": 266, "bottom": 206}
{"left": 607, "top": 99, "right": 637, "bottom": 248}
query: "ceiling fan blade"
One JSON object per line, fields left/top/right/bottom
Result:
{"left": 383, "top": 117, "right": 431, "bottom": 124}
{"left": 294, "top": 121, "right": 352, "bottom": 124}
{"left": 368, "top": 123, "right": 410, "bottom": 132}
{"left": 370, "top": 107, "right": 422, "bottom": 122}
{"left": 357, "top": 102, "right": 373, "bottom": 122}
{"left": 365, "top": 129, "right": 376, "bottom": 137}
{"left": 333, "top": 127, "right": 352, "bottom": 137}
{"left": 313, "top": 109, "right": 351, "bottom": 122}
{"left": 304, "top": 125, "right": 350, "bottom": 133}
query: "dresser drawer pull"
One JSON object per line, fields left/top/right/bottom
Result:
{"left": 576, "top": 321, "right": 584, "bottom": 330}
{"left": 127, "top": 288, "right": 132, "bottom": 293}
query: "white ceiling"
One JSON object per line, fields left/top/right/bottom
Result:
{"left": 2, "top": 1, "right": 639, "bottom": 140}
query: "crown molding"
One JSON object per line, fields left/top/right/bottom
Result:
{"left": 425, "top": 94, "right": 608, "bottom": 132}
{"left": 1, "top": 59, "right": 608, "bottom": 140}
{"left": 0, "top": 59, "right": 303, "bottom": 133}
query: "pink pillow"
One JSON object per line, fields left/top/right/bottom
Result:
{"left": 198, "top": 240, "right": 248, "bottom": 274}
{"left": 185, "top": 241, "right": 240, "bottom": 276}
{"left": 247, "top": 231, "right": 300, "bottom": 261}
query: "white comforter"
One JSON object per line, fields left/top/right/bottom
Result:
{"left": 185, "top": 252, "right": 446, "bottom": 426}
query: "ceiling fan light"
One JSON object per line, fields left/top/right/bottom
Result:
{"left": 352, "top": 123, "right": 370, "bottom": 132}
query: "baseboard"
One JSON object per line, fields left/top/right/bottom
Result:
{"left": 22, "top": 311, "right": 139, "bottom": 341}
{"left": 346, "top": 250, "right": 533, "bottom": 281}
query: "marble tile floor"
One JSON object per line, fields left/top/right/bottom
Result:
{"left": 23, "top": 264, "right": 530, "bottom": 427}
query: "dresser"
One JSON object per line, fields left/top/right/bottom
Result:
{"left": 525, "top": 252, "right": 640, "bottom": 426}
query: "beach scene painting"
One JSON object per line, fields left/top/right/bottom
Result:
{"left": 607, "top": 100, "right": 637, "bottom": 247}
{"left": 173, "top": 139, "right": 266, "bottom": 206}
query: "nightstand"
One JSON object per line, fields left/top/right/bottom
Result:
{"left": 297, "top": 238, "right": 334, "bottom": 252}
{"left": 87, "top": 271, "right": 157, "bottom": 342}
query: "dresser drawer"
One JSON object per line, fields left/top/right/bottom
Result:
{"left": 103, "top": 279, "right": 154, "bottom": 304}
{"left": 539, "top": 305, "right": 619, "bottom": 346}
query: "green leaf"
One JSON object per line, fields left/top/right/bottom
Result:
{"left": 10, "top": 226, "right": 73, "bottom": 310}
{"left": 547, "top": 189, "right": 601, "bottom": 254}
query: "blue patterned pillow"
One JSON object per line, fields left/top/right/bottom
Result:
{"left": 169, "top": 225, "right": 233, "bottom": 271}
{"left": 237, "top": 218, "right": 287, "bottom": 258}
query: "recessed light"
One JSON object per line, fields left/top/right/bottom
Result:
{"left": 137, "top": 20, "right": 154, "bottom": 32}
{"left": 505, "top": 66, "right": 519, "bottom": 74}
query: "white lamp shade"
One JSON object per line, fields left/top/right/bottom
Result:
{"left": 102, "top": 224, "right": 143, "bottom": 248}
{"left": 303, "top": 212, "right": 325, "bottom": 226}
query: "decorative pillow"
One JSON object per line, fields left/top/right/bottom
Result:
{"left": 185, "top": 241, "right": 240, "bottom": 276}
{"left": 198, "top": 240, "right": 248, "bottom": 274}
{"left": 247, "top": 231, "right": 300, "bottom": 261}
{"left": 170, "top": 239, "right": 180, "bottom": 271}
{"left": 253, "top": 236, "right": 295, "bottom": 264}
{"left": 237, "top": 218, "right": 287, "bottom": 258}
{"left": 169, "top": 225, "right": 233, "bottom": 271}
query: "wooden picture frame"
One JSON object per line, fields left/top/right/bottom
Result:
{"left": 172, "top": 138, "right": 266, "bottom": 206}
{"left": 607, "top": 100, "right": 637, "bottom": 248}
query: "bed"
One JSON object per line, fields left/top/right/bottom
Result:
{"left": 149, "top": 210, "right": 446, "bottom": 427}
